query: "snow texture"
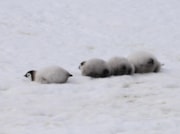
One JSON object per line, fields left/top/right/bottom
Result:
{"left": 0, "top": 0, "right": 180, "bottom": 134}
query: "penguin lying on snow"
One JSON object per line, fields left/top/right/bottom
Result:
{"left": 108, "top": 57, "right": 135, "bottom": 76}
{"left": 79, "top": 58, "right": 110, "bottom": 78}
{"left": 24, "top": 66, "right": 72, "bottom": 84}
{"left": 128, "top": 51, "right": 161, "bottom": 73}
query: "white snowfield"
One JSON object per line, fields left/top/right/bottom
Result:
{"left": 0, "top": 0, "right": 180, "bottom": 134}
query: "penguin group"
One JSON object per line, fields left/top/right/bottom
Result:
{"left": 24, "top": 51, "right": 162, "bottom": 84}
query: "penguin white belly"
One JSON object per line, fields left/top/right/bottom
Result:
{"left": 35, "top": 66, "right": 71, "bottom": 84}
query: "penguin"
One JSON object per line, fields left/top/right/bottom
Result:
{"left": 79, "top": 58, "right": 110, "bottom": 78}
{"left": 24, "top": 66, "right": 73, "bottom": 84}
{"left": 128, "top": 51, "right": 161, "bottom": 73}
{"left": 107, "top": 57, "right": 135, "bottom": 76}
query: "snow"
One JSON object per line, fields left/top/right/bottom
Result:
{"left": 0, "top": 0, "right": 180, "bottom": 133}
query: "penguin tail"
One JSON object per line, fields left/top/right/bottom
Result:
{"left": 69, "top": 73, "right": 73, "bottom": 77}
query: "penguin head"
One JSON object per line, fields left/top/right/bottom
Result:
{"left": 79, "top": 61, "right": 86, "bottom": 69}
{"left": 24, "top": 70, "right": 36, "bottom": 81}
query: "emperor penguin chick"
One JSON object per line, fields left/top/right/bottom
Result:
{"left": 108, "top": 57, "right": 135, "bottom": 76}
{"left": 79, "top": 58, "right": 110, "bottom": 78}
{"left": 24, "top": 66, "right": 73, "bottom": 84}
{"left": 128, "top": 51, "right": 161, "bottom": 73}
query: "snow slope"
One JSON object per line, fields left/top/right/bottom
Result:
{"left": 0, "top": 0, "right": 180, "bottom": 133}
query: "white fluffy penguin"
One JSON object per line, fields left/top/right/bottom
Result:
{"left": 24, "top": 66, "right": 73, "bottom": 84}
{"left": 79, "top": 58, "right": 110, "bottom": 78}
{"left": 108, "top": 57, "right": 135, "bottom": 76}
{"left": 128, "top": 51, "right": 161, "bottom": 73}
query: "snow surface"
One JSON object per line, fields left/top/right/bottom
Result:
{"left": 0, "top": 0, "right": 180, "bottom": 133}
